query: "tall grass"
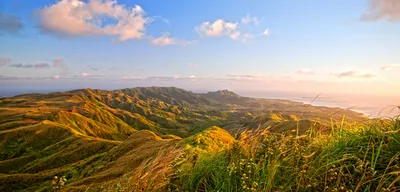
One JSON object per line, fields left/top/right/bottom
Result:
{"left": 170, "top": 117, "right": 400, "bottom": 191}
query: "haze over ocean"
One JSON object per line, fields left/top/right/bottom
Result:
{"left": 239, "top": 91, "right": 400, "bottom": 117}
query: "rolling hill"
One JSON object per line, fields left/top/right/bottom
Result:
{"left": 0, "top": 87, "right": 367, "bottom": 191}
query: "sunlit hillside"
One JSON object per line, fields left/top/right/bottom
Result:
{"left": 0, "top": 87, "right": 373, "bottom": 191}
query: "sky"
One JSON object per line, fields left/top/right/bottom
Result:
{"left": 0, "top": 0, "right": 400, "bottom": 98}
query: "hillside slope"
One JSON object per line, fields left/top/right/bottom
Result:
{"left": 0, "top": 87, "right": 367, "bottom": 191}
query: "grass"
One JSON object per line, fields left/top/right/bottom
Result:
{"left": 169, "top": 117, "right": 400, "bottom": 192}
{"left": 0, "top": 87, "right": 389, "bottom": 191}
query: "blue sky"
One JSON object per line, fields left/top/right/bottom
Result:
{"left": 0, "top": 0, "right": 400, "bottom": 96}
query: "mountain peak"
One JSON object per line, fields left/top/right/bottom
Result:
{"left": 206, "top": 90, "right": 239, "bottom": 97}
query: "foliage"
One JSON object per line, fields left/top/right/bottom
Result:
{"left": 51, "top": 175, "right": 67, "bottom": 191}
{"left": 170, "top": 117, "right": 400, "bottom": 191}
{"left": 0, "top": 87, "right": 374, "bottom": 191}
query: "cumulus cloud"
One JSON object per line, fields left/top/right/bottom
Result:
{"left": 0, "top": 58, "right": 11, "bottom": 66}
{"left": 196, "top": 17, "right": 269, "bottom": 41}
{"left": 35, "top": 0, "right": 150, "bottom": 41}
{"left": 196, "top": 19, "right": 241, "bottom": 40}
{"left": 0, "top": 12, "right": 24, "bottom": 34}
{"left": 381, "top": 64, "right": 400, "bottom": 71}
{"left": 150, "top": 33, "right": 191, "bottom": 46}
{"left": 296, "top": 69, "right": 315, "bottom": 75}
{"left": 336, "top": 71, "right": 377, "bottom": 78}
{"left": 241, "top": 14, "right": 260, "bottom": 25}
{"left": 361, "top": 0, "right": 400, "bottom": 22}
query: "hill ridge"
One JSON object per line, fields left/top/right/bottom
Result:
{"left": 0, "top": 86, "right": 367, "bottom": 191}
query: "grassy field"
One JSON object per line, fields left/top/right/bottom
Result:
{"left": 1, "top": 87, "right": 396, "bottom": 191}
{"left": 167, "top": 117, "right": 400, "bottom": 192}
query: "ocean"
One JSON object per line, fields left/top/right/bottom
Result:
{"left": 239, "top": 91, "right": 400, "bottom": 118}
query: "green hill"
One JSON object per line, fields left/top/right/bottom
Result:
{"left": 0, "top": 87, "right": 373, "bottom": 191}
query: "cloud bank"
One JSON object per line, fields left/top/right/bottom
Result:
{"left": 226, "top": 74, "right": 269, "bottom": 80}
{"left": 381, "top": 64, "right": 400, "bottom": 71}
{"left": 336, "top": 71, "right": 377, "bottom": 79}
{"left": 9, "top": 63, "right": 51, "bottom": 69}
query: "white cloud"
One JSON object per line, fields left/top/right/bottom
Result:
{"left": 296, "top": 69, "right": 315, "bottom": 75}
{"left": 146, "top": 76, "right": 182, "bottom": 81}
{"left": 35, "top": 0, "right": 150, "bottom": 41}
{"left": 150, "top": 33, "right": 190, "bottom": 46}
{"left": 226, "top": 73, "right": 269, "bottom": 80}
{"left": 189, "top": 75, "right": 196, "bottom": 79}
{"left": 122, "top": 76, "right": 142, "bottom": 80}
{"left": 336, "top": 71, "right": 377, "bottom": 79}
{"left": 263, "top": 29, "right": 270, "bottom": 36}
{"left": 381, "top": 64, "right": 400, "bottom": 71}
{"left": 80, "top": 72, "right": 103, "bottom": 78}
{"left": 361, "top": 0, "right": 400, "bottom": 22}
{"left": 241, "top": 14, "right": 260, "bottom": 25}
{"left": 196, "top": 17, "right": 270, "bottom": 42}
{"left": 196, "top": 19, "right": 240, "bottom": 40}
